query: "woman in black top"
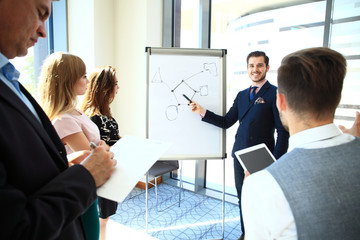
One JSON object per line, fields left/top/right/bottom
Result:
{"left": 81, "top": 66, "right": 120, "bottom": 240}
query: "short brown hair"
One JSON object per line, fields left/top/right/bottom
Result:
{"left": 247, "top": 51, "right": 269, "bottom": 67}
{"left": 277, "top": 47, "right": 346, "bottom": 120}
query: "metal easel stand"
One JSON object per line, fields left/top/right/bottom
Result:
{"left": 209, "top": 157, "right": 226, "bottom": 240}
{"left": 222, "top": 157, "right": 225, "bottom": 240}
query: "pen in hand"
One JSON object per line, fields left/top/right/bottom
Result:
{"left": 90, "top": 142, "right": 97, "bottom": 151}
{"left": 183, "top": 94, "right": 192, "bottom": 104}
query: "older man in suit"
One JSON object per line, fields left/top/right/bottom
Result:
{"left": 0, "top": 0, "right": 116, "bottom": 239}
{"left": 190, "top": 51, "right": 289, "bottom": 239}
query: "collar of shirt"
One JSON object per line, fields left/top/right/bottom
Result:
{"left": 0, "top": 52, "right": 20, "bottom": 78}
{"left": 0, "top": 52, "right": 43, "bottom": 124}
{"left": 0, "top": 52, "right": 21, "bottom": 89}
{"left": 0, "top": 52, "right": 8, "bottom": 69}
{"left": 288, "top": 123, "right": 354, "bottom": 151}
{"left": 251, "top": 79, "right": 267, "bottom": 93}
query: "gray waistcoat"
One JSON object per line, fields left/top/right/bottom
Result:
{"left": 267, "top": 138, "right": 360, "bottom": 240}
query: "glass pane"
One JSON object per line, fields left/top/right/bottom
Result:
{"left": 208, "top": 0, "right": 326, "bottom": 194}
{"left": 11, "top": 36, "right": 49, "bottom": 97}
{"left": 171, "top": 0, "right": 200, "bottom": 185}
{"left": 181, "top": 160, "right": 196, "bottom": 184}
{"left": 332, "top": 0, "right": 360, "bottom": 128}
{"left": 333, "top": 0, "right": 360, "bottom": 19}
{"left": 181, "top": 0, "right": 200, "bottom": 48}
{"left": 10, "top": 1, "right": 67, "bottom": 98}
{"left": 10, "top": 48, "right": 36, "bottom": 95}
{"left": 331, "top": 22, "right": 360, "bottom": 56}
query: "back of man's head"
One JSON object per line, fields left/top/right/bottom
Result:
{"left": 277, "top": 47, "right": 346, "bottom": 120}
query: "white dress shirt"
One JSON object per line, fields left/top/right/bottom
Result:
{"left": 242, "top": 123, "right": 355, "bottom": 240}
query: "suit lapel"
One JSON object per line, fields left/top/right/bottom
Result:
{"left": 0, "top": 81, "right": 68, "bottom": 168}
{"left": 239, "top": 81, "right": 271, "bottom": 121}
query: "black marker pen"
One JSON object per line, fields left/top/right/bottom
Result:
{"left": 183, "top": 94, "right": 192, "bottom": 103}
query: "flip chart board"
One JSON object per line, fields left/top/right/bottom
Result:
{"left": 146, "top": 47, "right": 226, "bottom": 160}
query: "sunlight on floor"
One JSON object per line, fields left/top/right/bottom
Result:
{"left": 147, "top": 216, "right": 240, "bottom": 233}
{"left": 107, "top": 220, "right": 158, "bottom": 240}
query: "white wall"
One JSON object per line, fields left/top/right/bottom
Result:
{"left": 94, "top": 0, "right": 115, "bottom": 66}
{"left": 67, "top": 0, "right": 95, "bottom": 69}
{"left": 67, "top": 0, "right": 163, "bottom": 137}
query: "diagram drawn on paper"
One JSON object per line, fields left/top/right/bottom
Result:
{"left": 151, "top": 62, "right": 218, "bottom": 121}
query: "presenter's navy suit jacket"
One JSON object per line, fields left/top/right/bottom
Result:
{"left": 0, "top": 80, "right": 97, "bottom": 240}
{"left": 203, "top": 81, "right": 289, "bottom": 160}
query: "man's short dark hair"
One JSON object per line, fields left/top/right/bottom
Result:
{"left": 247, "top": 51, "right": 269, "bottom": 67}
{"left": 277, "top": 47, "right": 346, "bottom": 120}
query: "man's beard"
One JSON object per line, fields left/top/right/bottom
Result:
{"left": 252, "top": 73, "right": 266, "bottom": 83}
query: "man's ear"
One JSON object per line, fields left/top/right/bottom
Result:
{"left": 266, "top": 65, "right": 270, "bottom": 73}
{"left": 276, "top": 92, "right": 287, "bottom": 112}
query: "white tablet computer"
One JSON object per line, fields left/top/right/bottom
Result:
{"left": 235, "top": 143, "right": 276, "bottom": 174}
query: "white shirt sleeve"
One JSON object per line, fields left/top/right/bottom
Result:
{"left": 242, "top": 170, "right": 297, "bottom": 240}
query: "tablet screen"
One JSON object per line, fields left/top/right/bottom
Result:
{"left": 235, "top": 144, "right": 276, "bottom": 174}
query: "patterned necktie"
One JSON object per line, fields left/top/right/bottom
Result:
{"left": 250, "top": 86, "right": 258, "bottom": 100}
{"left": 2, "top": 62, "right": 21, "bottom": 94}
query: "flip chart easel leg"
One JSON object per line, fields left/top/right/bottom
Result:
{"left": 145, "top": 172, "right": 149, "bottom": 232}
{"left": 179, "top": 160, "right": 183, "bottom": 206}
{"left": 222, "top": 157, "right": 225, "bottom": 240}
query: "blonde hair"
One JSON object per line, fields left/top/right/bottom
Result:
{"left": 81, "top": 66, "right": 117, "bottom": 118}
{"left": 38, "top": 52, "right": 86, "bottom": 121}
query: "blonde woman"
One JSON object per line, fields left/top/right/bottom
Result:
{"left": 38, "top": 52, "right": 101, "bottom": 240}
{"left": 81, "top": 66, "right": 120, "bottom": 240}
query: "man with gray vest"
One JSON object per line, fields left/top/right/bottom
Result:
{"left": 242, "top": 47, "right": 360, "bottom": 239}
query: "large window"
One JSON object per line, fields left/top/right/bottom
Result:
{"left": 174, "top": 0, "right": 201, "bottom": 187}
{"left": 181, "top": 0, "right": 200, "bottom": 48}
{"left": 208, "top": 0, "right": 327, "bottom": 195}
{"left": 10, "top": 0, "right": 67, "bottom": 97}
{"left": 331, "top": 0, "right": 360, "bottom": 126}
{"left": 174, "top": 0, "right": 360, "bottom": 198}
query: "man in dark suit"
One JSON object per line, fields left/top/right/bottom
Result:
{"left": 190, "top": 51, "right": 289, "bottom": 239}
{"left": 0, "top": 0, "right": 116, "bottom": 239}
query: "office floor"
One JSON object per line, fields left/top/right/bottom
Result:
{"left": 107, "top": 183, "right": 242, "bottom": 240}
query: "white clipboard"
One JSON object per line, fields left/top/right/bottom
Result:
{"left": 235, "top": 143, "right": 276, "bottom": 174}
{"left": 97, "top": 135, "right": 172, "bottom": 202}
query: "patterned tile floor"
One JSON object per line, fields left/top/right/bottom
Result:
{"left": 108, "top": 183, "right": 242, "bottom": 240}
